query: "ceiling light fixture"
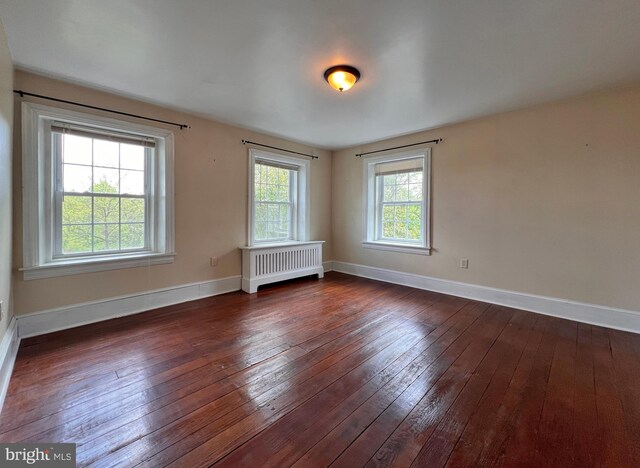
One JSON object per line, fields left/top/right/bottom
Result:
{"left": 324, "top": 65, "right": 360, "bottom": 92}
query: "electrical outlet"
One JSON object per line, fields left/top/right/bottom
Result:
{"left": 210, "top": 257, "right": 219, "bottom": 267}
{"left": 460, "top": 258, "right": 469, "bottom": 269}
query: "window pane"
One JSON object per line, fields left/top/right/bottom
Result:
{"left": 93, "top": 196, "right": 120, "bottom": 223}
{"left": 62, "top": 134, "right": 92, "bottom": 165}
{"left": 255, "top": 203, "right": 267, "bottom": 239}
{"left": 408, "top": 205, "right": 421, "bottom": 222}
{"left": 120, "top": 144, "right": 145, "bottom": 170}
{"left": 409, "top": 171, "right": 422, "bottom": 184}
{"left": 121, "top": 170, "right": 145, "bottom": 195}
{"left": 277, "top": 184, "right": 289, "bottom": 202}
{"left": 93, "top": 167, "right": 119, "bottom": 193}
{"left": 394, "top": 222, "right": 408, "bottom": 239}
{"left": 265, "top": 184, "right": 277, "bottom": 202}
{"left": 278, "top": 169, "right": 289, "bottom": 185}
{"left": 62, "top": 196, "right": 92, "bottom": 224}
{"left": 383, "top": 222, "right": 394, "bottom": 238}
{"left": 267, "top": 204, "right": 279, "bottom": 225}
{"left": 280, "top": 204, "right": 290, "bottom": 236}
{"left": 94, "top": 224, "right": 120, "bottom": 251}
{"left": 408, "top": 222, "right": 421, "bottom": 240}
{"left": 408, "top": 183, "right": 422, "bottom": 201}
{"left": 255, "top": 182, "right": 265, "bottom": 200}
{"left": 63, "top": 164, "right": 92, "bottom": 193}
{"left": 382, "top": 205, "right": 394, "bottom": 221}
{"left": 62, "top": 225, "right": 92, "bottom": 254}
{"left": 383, "top": 185, "right": 394, "bottom": 202}
{"left": 93, "top": 139, "right": 119, "bottom": 168}
{"left": 121, "top": 223, "right": 145, "bottom": 249}
{"left": 264, "top": 165, "right": 275, "bottom": 184}
{"left": 395, "top": 184, "right": 409, "bottom": 200}
{"left": 121, "top": 198, "right": 145, "bottom": 222}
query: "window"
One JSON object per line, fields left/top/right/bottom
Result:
{"left": 21, "top": 102, "right": 175, "bottom": 279}
{"left": 248, "top": 149, "right": 309, "bottom": 246}
{"left": 363, "top": 149, "right": 431, "bottom": 255}
{"left": 54, "top": 126, "right": 150, "bottom": 256}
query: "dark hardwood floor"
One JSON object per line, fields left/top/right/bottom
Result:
{"left": 1, "top": 272, "right": 639, "bottom": 467}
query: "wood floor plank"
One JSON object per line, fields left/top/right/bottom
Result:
{"left": 128, "top": 306, "right": 444, "bottom": 465}
{"left": 214, "top": 299, "right": 484, "bottom": 467}
{"left": 349, "top": 307, "right": 520, "bottom": 468}
{"left": 406, "top": 311, "right": 539, "bottom": 468}
{"left": 444, "top": 314, "right": 549, "bottom": 467}
{"left": 594, "top": 327, "right": 633, "bottom": 466}
{"left": 571, "top": 323, "right": 599, "bottom": 468}
{"left": 299, "top": 305, "right": 512, "bottom": 467}
{"left": 533, "top": 317, "right": 578, "bottom": 467}
{"left": 291, "top": 302, "right": 492, "bottom": 468}
{"left": 0, "top": 272, "right": 638, "bottom": 468}
{"left": 77, "top": 313, "right": 425, "bottom": 465}
{"left": 491, "top": 317, "right": 572, "bottom": 467}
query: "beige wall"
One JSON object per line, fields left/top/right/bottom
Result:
{"left": 332, "top": 84, "right": 640, "bottom": 312}
{"left": 12, "top": 71, "right": 332, "bottom": 315}
{"left": 0, "top": 20, "right": 13, "bottom": 340}
{"left": 10, "top": 71, "right": 640, "bottom": 317}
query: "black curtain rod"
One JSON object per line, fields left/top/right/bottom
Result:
{"left": 242, "top": 139, "right": 318, "bottom": 159}
{"left": 13, "top": 90, "right": 190, "bottom": 130}
{"left": 355, "top": 138, "right": 442, "bottom": 157}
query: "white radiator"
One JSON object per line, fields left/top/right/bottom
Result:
{"left": 240, "top": 241, "right": 325, "bottom": 293}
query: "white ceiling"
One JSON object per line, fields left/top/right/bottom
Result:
{"left": 1, "top": 1, "right": 640, "bottom": 149}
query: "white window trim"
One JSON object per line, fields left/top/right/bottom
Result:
{"left": 20, "top": 102, "right": 175, "bottom": 280}
{"left": 362, "top": 148, "right": 431, "bottom": 255}
{"left": 247, "top": 148, "right": 310, "bottom": 247}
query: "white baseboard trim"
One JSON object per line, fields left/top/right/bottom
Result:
{"left": 332, "top": 261, "right": 640, "bottom": 334}
{"left": 0, "top": 317, "right": 20, "bottom": 413}
{"left": 322, "top": 261, "right": 333, "bottom": 273}
{"left": 17, "top": 275, "right": 242, "bottom": 339}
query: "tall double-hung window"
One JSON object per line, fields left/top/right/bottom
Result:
{"left": 363, "top": 149, "right": 431, "bottom": 255}
{"left": 248, "top": 149, "right": 309, "bottom": 245}
{"left": 53, "top": 124, "right": 151, "bottom": 256}
{"left": 21, "top": 102, "right": 175, "bottom": 279}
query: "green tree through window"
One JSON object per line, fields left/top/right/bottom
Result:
{"left": 61, "top": 178, "right": 146, "bottom": 254}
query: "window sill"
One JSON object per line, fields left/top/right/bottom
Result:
{"left": 20, "top": 252, "right": 176, "bottom": 280}
{"left": 362, "top": 241, "right": 431, "bottom": 256}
